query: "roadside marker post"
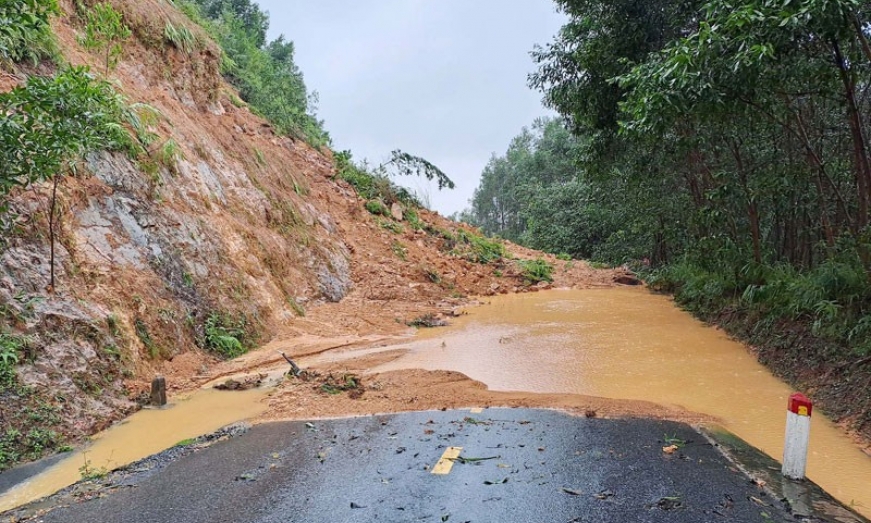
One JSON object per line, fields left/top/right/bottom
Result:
{"left": 782, "top": 393, "right": 812, "bottom": 480}
{"left": 151, "top": 375, "right": 167, "bottom": 407}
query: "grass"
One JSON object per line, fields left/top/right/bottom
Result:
{"left": 0, "top": 331, "right": 28, "bottom": 387}
{"left": 134, "top": 319, "right": 161, "bottom": 359}
{"left": 163, "top": 21, "right": 198, "bottom": 54}
{"left": 391, "top": 241, "right": 408, "bottom": 261}
{"left": 365, "top": 199, "right": 390, "bottom": 217}
{"left": 78, "top": 454, "right": 109, "bottom": 481}
{"left": 441, "top": 229, "right": 505, "bottom": 264}
{"left": 287, "top": 297, "right": 306, "bottom": 317}
{"left": 379, "top": 219, "right": 404, "bottom": 234}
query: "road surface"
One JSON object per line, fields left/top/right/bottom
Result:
{"left": 14, "top": 409, "right": 808, "bottom": 522}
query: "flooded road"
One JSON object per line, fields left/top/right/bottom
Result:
{"left": 3, "top": 287, "right": 870, "bottom": 517}
{"left": 0, "top": 388, "right": 268, "bottom": 513}
{"left": 365, "top": 288, "right": 871, "bottom": 516}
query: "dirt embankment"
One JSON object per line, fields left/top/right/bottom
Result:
{"left": 0, "top": 0, "right": 641, "bottom": 468}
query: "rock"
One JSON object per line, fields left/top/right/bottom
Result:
{"left": 614, "top": 274, "right": 642, "bottom": 286}
{"left": 390, "top": 203, "right": 404, "bottom": 221}
{"left": 214, "top": 374, "right": 266, "bottom": 391}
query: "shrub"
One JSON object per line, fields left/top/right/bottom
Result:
{"left": 364, "top": 200, "right": 389, "bottom": 217}
{"left": 203, "top": 312, "right": 250, "bottom": 359}
{"left": 519, "top": 258, "right": 554, "bottom": 284}
{"left": 79, "top": 2, "right": 131, "bottom": 76}
{"left": 451, "top": 230, "right": 505, "bottom": 264}
{"left": 0, "top": 66, "right": 131, "bottom": 287}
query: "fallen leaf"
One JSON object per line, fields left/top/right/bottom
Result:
{"left": 595, "top": 490, "right": 615, "bottom": 500}
{"left": 484, "top": 478, "right": 509, "bottom": 485}
{"left": 749, "top": 496, "right": 769, "bottom": 507}
{"left": 662, "top": 445, "right": 679, "bottom": 454}
{"left": 562, "top": 488, "right": 583, "bottom": 496}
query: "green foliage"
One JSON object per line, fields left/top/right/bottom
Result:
{"left": 134, "top": 319, "right": 161, "bottom": 359}
{"left": 405, "top": 208, "right": 424, "bottom": 230}
{"left": 0, "top": 426, "right": 60, "bottom": 470}
{"left": 0, "top": 331, "right": 27, "bottom": 387}
{"left": 365, "top": 199, "right": 389, "bottom": 217}
{"left": 334, "top": 150, "right": 425, "bottom": 207}
{"left": 0, "top": 66, "right": 130, "bottom": 203}
{"left": 450, "top": 229, "right": 505, "bottom": 264}
{"left": 287, "top": 297, "right": 305, "bottom": 317}
{"left": 156, "top": 138, "right": 184, "bottom": 175}
{"left": 78, "top": 456, "right": 109, "bottom": 480}
{"left": 178, "top": 0, "right": 327, "bottom": 145}
{"left": 518, "top": 258, "right": 554, "bottom": 284}
{"left": 203, "top": 312, "right": 250, "bottom": 359}
{"left": 378, "top": 219, "right": 404, "bottom": 234}
{"left": 391, "top": 241, "right": 408, "bottom": 261}
{"left": 406, "top": 313, "right": 446, "bottom": 328}
{"left": 0, "top": 0, "right": 59, "bottom": 68}
{"left": 383, "top": 150, "right": 455, "bottom": 190}
{"left": 79, "top": 2, "right": 132, "bottom": 76}
{"left": 649, "top": 256, "right": 871, "bottom": 356}
{"left": 164, "top": 21, "right": 199, "bottom": 54}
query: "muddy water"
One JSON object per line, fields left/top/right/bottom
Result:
{"left": 371, "top": 288, "right": 871, "bottom": 516}
{"left": 0, "top": 387, "right": 267, "bottom": 513}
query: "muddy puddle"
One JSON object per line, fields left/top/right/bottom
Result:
{"left": 0, "top": 387, "right": 268, "bottom": 513}
{"left": 316, "top": 287, "right": 871, "bottom": 517}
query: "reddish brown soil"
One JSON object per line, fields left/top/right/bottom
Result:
{"left": 4, "top": 0, "right": 675, "bottom": 453}
{"left": 257, "top": 349, "right": 716, "bottom": 426}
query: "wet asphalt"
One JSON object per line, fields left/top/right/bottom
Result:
{"left": 30, "top": 409, "right": 794, "bottom": 523}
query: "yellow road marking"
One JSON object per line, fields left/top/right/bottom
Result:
{"left": 431, "top": 446, "right": 463, "bottom": 475}
{"left": 470, "top": 408, "right": 484, "bottom": 414}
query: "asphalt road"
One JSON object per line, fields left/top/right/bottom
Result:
{"left": 30, "top": 409, "right": 794, "bottom": 523}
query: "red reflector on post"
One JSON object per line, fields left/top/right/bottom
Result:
{"left": 788, "top": 393, "right": 812, "bottom": 417}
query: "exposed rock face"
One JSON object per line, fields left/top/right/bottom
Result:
{"left": 0, "top": 0, "right": 353, "bottom": 453}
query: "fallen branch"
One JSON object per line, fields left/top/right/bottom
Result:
{"left": 280, "top": 352, "right": 302, "bottom": 377}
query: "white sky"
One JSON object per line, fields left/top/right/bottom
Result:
{"left": 256, "top": 0, "right": 565, "bottom": 216}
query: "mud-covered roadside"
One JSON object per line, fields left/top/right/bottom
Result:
{"left": 257, "top": 348, "right": 715, "bottom": 426}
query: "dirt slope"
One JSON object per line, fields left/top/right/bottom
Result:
{"left": 0, "top": 0, "right": 629, "bottom": 467}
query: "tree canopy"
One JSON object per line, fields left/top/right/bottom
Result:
{"left": 465, "top": 0, "right": 871, "bottom": 359}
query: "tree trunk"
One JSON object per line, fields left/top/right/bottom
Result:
{"left": 48, "top": 173, "right": 60, "bottom": 292}
{"left": 832, "top": 38, "right": 871, "bottom": 231}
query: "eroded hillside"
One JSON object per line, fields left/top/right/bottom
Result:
{"left": 0, "top": 0, "right": 624, "bottom": 468}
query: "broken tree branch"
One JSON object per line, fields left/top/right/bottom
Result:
{"left": 280, "top": 352, "right": 302, "bottom": 377}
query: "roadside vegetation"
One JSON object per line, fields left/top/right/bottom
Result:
{"left": 462, "top": 0, "right": 871, "bottom": 434}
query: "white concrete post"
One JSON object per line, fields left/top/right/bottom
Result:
{"left": 782, "top": 392, "right": 812, "bottom": 480}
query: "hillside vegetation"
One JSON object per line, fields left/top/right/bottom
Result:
{"left": 464, "top": 0, "right": 871, "bottom": 436}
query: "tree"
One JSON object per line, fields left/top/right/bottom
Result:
{"left": 0, "top": 67, "right": 130, "bottom": 288}
{"left": 79, "top": 2, "right": 131, "bottom": 76}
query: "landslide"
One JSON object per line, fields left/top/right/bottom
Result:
{"left": 0, "top": 0, "right": 626, "bottom": 469}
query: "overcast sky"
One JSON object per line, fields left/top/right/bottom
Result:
{"left": 256, "top": 0, "right": 565, "bottom": 216}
